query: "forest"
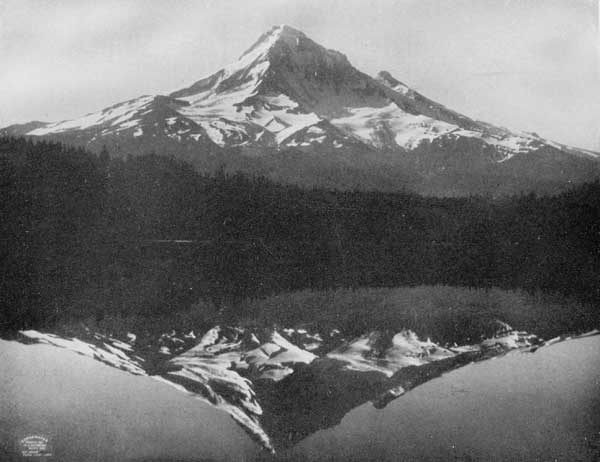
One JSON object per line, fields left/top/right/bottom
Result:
{"left": 1, "top": 136, "right": 598, "bottom": 333}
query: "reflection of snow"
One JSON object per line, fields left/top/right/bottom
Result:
{"left": 327, "top": 329, "right": 455, "bottom": 377}
{"left": 20, "top": 330, "right": 145, "bottom": 375}
{"left": 18, "top": 321, "right": 560, "bottom": 453}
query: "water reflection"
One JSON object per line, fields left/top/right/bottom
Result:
{"left": 274, "top": 335, "right": 600, "bottom": 462}
{"left": 0, "top": 340, "right": 258, "bottom": 462}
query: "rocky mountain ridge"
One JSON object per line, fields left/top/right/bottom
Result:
{"left": 2, "top": 24, "right": 598, "bottom": 195}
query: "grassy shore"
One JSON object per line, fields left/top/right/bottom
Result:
{"left": 238, "top": 285, "right": 597, "bottom": 345}
{"left": 58, "top": 285, "right": 598, "bottom": 348}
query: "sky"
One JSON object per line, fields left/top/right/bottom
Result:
{"left": 0, "top": 0, "right": 598, "bottom": 150}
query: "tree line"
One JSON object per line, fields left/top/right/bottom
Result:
{"left": 1, "top": 136, "right": 598, "bottom": 331}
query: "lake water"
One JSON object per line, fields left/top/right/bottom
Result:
{"left": 1, "top": 335, "right": 599, "bottom": 462}
{"left": 0, "top": 340, "right": 259, "bottom": 462}
{"left": 277, "top": 334, "right": 600, "bottom": 462}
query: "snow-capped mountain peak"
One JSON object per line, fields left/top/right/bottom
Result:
{"left": 2, "top": 25, "right": 598, "bottom": 196}
{"left": 0, "top": 26, "right": 535, "bottom": 154}
{"left": 238, "top": 24, "right": 310, "bottom": 62}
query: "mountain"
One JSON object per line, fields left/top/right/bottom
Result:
{"left": 2, "top": 24, "right": 598, "bottom": 195}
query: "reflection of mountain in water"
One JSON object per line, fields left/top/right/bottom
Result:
{"left": 277, "top": 333, "right": 600, "bottom": 462}
{"left": 18, "top": 322, "right": 541, "bottom": 452}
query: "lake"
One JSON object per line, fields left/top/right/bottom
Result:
{"left": 276, "top": 334, "right": 600, "bottom": 461}
{"left": 1, "top": 335, "right": 599, "bottom": 461}
{"left": 0, "top": 340, "right": 259, "bottom": 462}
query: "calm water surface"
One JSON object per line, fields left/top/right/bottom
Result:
{"left": 277, "top": 335, "right": 600, "bottom": 462}
{"left": 0, "top": 340, "right": 259, "bottom": 462}
{"left": 2, "top": 336, "right": 599, "bottom": 462}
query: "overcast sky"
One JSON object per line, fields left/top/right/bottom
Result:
{"left": 0, "top": 0, "right": 598, "bottom": 150}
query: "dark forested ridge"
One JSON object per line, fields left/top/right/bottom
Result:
{"left": 1, "top": 136, "right": 598, "bottom": 332}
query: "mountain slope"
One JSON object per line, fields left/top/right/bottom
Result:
{"left": 2, "top": 24, "right": 598, "bottom": 195}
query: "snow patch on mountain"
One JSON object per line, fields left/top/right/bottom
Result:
{"left": 7, "top": 24, "right": 595, "bottom": 164}
{"left": 332, "top": 103, "right": 457, "bottom": 149}
{"left": 331, "top": 102, "right": 540, "bottom": 154}
{"left": 176, "top": 87, "right": 324, "bottom": 147}
{"left": 29, "top": 96, "right": 154, "bottom": 135}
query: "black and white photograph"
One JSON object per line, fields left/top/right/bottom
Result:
{"left": 1, "top": 1, "right": 599, "bottom": 461}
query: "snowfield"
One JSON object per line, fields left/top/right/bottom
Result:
{"left": 9, "top": 24, "right": 593, "bottom": 162}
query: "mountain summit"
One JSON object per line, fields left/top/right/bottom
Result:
{"left": 2, "top": 25, "right": 598, "bottom": 195}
